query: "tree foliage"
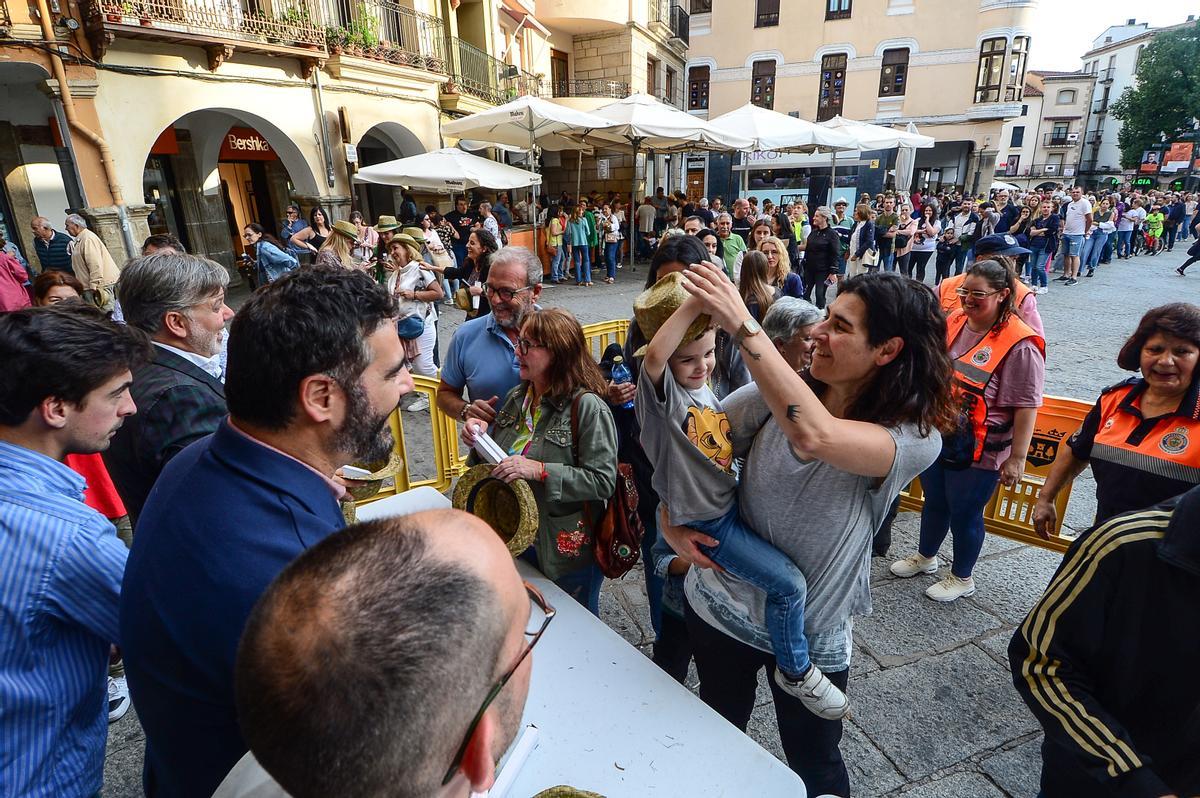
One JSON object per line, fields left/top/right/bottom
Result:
{"left": 1109, "top": 21, "right": 1200, "bottom": 169}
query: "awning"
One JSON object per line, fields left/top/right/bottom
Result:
{"left": 500, "top": 0, "right": 550, "bottom": 37}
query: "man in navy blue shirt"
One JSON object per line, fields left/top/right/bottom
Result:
{"left": 0, "top": 304, "right": 149, "bottom": 798}
{"left": 30, "top": 216, "right": 74, "bottom": 275}
{"left": 120, "top": 268, "right": 412, "bottom": 798}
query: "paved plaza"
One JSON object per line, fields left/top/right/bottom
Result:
{"left": 104, "top": 247, "right": 1195, "bottom": 796}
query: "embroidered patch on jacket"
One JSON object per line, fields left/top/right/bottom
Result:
{"left": 556, "top": 525, "right": 588, "bottom": 557}
{"left": 972, "top": 346, "right": 993, "bottom": 366}
{"left": 1159, "top": 427, "right": 1189, "bottom": 455}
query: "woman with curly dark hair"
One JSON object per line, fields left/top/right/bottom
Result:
{"left": 661, "top": 268, "right": 955, "bottom": 797}
{"left": 1034, "top": 302, "right": 1200, "bottom": 535}
{"left": 428, "top": 227, "right": 498, "bottom": 320}
{"left": 892, "top": 258, "right": 1045, "bottom": 603}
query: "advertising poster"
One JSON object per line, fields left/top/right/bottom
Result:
{"left": 1139, "top": 150, "right": 1161, "bottom": 174}
{"left": 1161, "top": 142, "right": 1194, "bottom": 173}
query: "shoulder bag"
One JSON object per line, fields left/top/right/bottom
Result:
{"left": 570, "top": 393, "right": 644, "bottom": 578}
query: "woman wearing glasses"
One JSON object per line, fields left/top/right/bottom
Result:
{"left": 429, "top": 228, "right": 499, "bottom": 320}
{"left": 461, "top": 308, "right": 619, "bottom": 615}
{"left": 891, "top": 258, "right": 1045, "bottom": 603}
{"left": 242, "top": 224, "right": 298, "bottom": 286}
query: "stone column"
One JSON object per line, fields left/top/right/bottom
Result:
{"left": 294, "top": 194, "right": 354, "bottom": 223}
{"left": 170, "top": 132, "right": 240, "bottom": 283}
{"left": 78, "top": 204, "right": 154, "bottom": 264}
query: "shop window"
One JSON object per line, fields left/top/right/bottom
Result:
{"left": 688, "top": 65, "right": 710, "bottom": 110}
{"left": 755, "top": 0, "right": 779, "bottom": 27}
{"left": 878, "top": 48, "right": 908, "bottom": 97}
{"left": 975, "top": 37, "right": 1007, "bottom": 103}
{"left": 1010, "top": 125, "right": 1024, "bottom": 148}
{"left": 817, "top": 53, "right": 847, "bottom": 122}
{"left": 751, "top": 60, "right": 776, "bottom": 109}
{"left": 826, "top": 0, "right": 851, "bottom": 20}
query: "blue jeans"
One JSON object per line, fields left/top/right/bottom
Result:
{"left": 519, "top": 547, "right": 603, "bottom": 616}
{"left": 1086, "top": 232, "right": 1110, "bottom": 269}
{"left": 550, "top": 246, "right": 567, "bottom": 281}
{"left": 881, "top": 249, "right": 896, "bottom": 272}
{"left": 1116, "top": 229, "right": 1133, "bottom": 258}
{"left": 917, "top": 461, "right": 1001, "bottom": 579}
{"left": 605, "top": 241, "right": 620, "bottom": 279}
{"left": 1079, "top": 234, "right": 1097, "bottom": 268}
{"left": 573, "top": 244, "right": 592, "bottom": 283}
{"left": 954, "top": 246, "right": 972, "bottom": 275}
{"left": 1028, "top": 245, "right": 1048, "bottom": 287}
{"left": 692, "top": 501, "right": 811, "bottom": 676}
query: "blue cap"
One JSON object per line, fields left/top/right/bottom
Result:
{"left": 973, "top": 233, "right": 1030, "bottom": 257}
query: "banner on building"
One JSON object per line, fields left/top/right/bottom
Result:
{"left": 1138, "top": 150, "right": 1162, "bottom": 174}
{"left": 597, "top": 158, "right": 610, "bottom": 180}
{"left": 1161, "top": 142, "right": 1194, "bottom": 173}
{"left": 219, "top": 127, "right": 276, "bottom": 162}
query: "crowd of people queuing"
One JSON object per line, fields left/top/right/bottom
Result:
{"left": 1, "top": 173, "right": 1198, "bottom": 798}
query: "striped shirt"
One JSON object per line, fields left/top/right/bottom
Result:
{"left": 0, "top": 441, "right": 128, "bottom": 798}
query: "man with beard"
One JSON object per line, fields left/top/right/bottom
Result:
{"left": 0, "top": 304, "right": 149, "bottom": 798}
{"left": 103, "top": 254, "right": 233, "bottom": 526}
{"left": 437, "top": 247, "right": 542, "bottom": 426}
{"left": 120, "top": 268, "right": 411, "bottom": 798}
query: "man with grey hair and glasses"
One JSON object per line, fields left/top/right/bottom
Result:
{"left": 64, "top": 213, "right": 120, "bottom": 312}
{"left": 102, "top": 253, "right": 233, "bottom": 524}
{"left": 437, "top": 247, "right": 542, "bottom": 427}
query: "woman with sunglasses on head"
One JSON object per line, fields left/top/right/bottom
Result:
{"left": 461, "top": 308, "right": 618, "bottom": 615}
{"left": 891, "top": 259, "right": 1045, "bottom": 603}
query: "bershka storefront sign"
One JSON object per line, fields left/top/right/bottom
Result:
{"left": 219, "top": 127, "right": 277, "bottom": 161}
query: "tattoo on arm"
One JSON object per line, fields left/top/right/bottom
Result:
{"left": 787, "top": 405, "right": 802, "bottom": 423}
{"left": 738, "top": 340, "right": 762, "bottom": 360}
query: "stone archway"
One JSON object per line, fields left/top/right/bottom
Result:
{"left": 354, "top": 121, "right": 427, "bottom": 222}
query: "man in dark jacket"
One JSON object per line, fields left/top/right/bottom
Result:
{"left": 1165, "top": 195, "right": 1187, "bottom": 252}
{"left": 104, "top": 254, "right": 233, "bottom": 526}
{"left": 120, "top": 268, "right": 411, "bottom": 798}
{"left": 1010, "top": 485, "right": 1200, "bottom": 798}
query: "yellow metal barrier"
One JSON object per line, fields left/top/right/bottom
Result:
{"left": 360, "top": 320, "right": 631, "bottom": 505}
{"left": 364, "top": 318, "right": 1088, "bottom": 555}
{"left": 898, "top": 394, "right": 1092, "bottom": 553}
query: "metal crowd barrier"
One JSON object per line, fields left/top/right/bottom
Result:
{"left": 366, "top": 318, "right": 1087, "bottom": 554}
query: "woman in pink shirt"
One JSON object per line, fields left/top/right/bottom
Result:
{"left": 0, "top": 236, "right": 31, "bottom": 311}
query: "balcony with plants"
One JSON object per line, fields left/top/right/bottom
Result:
{"left": 321, "top": 0, "right": 445, "bottom": 72}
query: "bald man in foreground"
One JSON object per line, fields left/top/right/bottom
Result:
{"left": 230, "top": 510, "right": 546, "bottom": 798}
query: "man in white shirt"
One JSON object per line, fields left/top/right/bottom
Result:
{"left": 103, "top": 253, "right": 233, "bottom": 524}
{"left": 1059, "top": 185, "right": 1093, "bottom": 286}
{"left": 1116, "top": 198, "right": 1146, "bottom": 260}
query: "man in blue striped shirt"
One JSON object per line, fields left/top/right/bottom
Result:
{"left": 0, "top": 303, "right": 150, "bottom": 798}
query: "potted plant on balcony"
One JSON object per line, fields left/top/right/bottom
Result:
{"left": 325, "top": 25, "right": 349, "bottom": 55}
{"left": 136, "top": 1, "right": 153, "bottom": 26}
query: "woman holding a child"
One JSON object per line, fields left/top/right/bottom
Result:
{"left": 661, "top": 269, "right": 955, "bottom": 797}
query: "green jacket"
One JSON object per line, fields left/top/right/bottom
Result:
{"left": 475, "top": 385, "right": 618, "bottom": 580}
{"left": 583, "top": 210, "right": 600, "bottom": 247}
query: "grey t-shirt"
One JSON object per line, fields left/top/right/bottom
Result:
{"left": 635, "top": 365, "right": 738, "bottom": 526}
{"left": 685, "top": 384, "right": 940, "bottom": 651}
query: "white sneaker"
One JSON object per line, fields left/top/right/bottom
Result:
{"left": 108, "top": 676, "right": 131, "bottom": 723}
{"left": 405, "top": 395, "right": 430, "bottom": 412}
{"left": 1036, "top": 286, "right": 1048, "bottom": 295}
{"left": 774, "top": 666, "right": 850, "bottom": 720}
{"left": 889, "top": 553, "right": 939, "bottom": 578}
{"left": 925, "top": 574, "right": 976, "bottom": 602}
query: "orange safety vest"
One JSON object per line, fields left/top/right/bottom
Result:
{"left": 938, "top": 273, "right": 1033, "bottom": 317}
{"left": 1091, "top": 381, "right": 1200, "bottom": 482}
{"left": 942, "top": 310, "right": 1045, "bottom": 467}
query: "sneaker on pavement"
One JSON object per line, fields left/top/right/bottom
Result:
{"left": 1178, "top": 266, "right": 1187, "bottom": 276}
{"left": 1085, "top": 268, "right": 1095, "bottom": 277}
{"left": 1036, "top": 286, "right": 1048, "bottom": 294}
{"left": 108, "top": 676, "right": 131, "bottom": 723}
{"left": 1054, "top": 275, "right": 1068, "bottom": 282}
{"left": 890, "top": 553, "right": 939, "bottom": 578}
{"left": 774, "top": 666, "right": 850, "bottom": 720}
{"left": 406, "top": 395, "right": 430, "bottom": 412}
{"left": 1065, "top": 278, "right": 1078, "bottom": 286}
{"left": 925, "top": 574, "right": 976, "bottom": 602}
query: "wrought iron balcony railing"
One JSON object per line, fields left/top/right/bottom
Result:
{"left": 669, "top": 2, "right": 688, "bottom": 45}
{"left": 320, "top": 0, "right": 445, "bottom": 70}
{"left": 89, "top": 0, "right": 327, "bottom": 49}
{"left": 444, "top": 36, "right": 540, "bottom": 105}
{"left": 1043, "top": 133, "right": 1078, "bottom": 148}
{"left": 549, "top": 78, "right": 630, "bottom": 99}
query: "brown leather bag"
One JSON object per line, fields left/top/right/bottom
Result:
{"left": 570, "top": 393, "right": 644, "bottom": 578}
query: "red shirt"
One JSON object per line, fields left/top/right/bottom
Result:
{"left": 64, "top": 453, "right": 127, "bottom": 520}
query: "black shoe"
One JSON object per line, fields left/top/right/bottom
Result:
{"left": 1065, "top": 278, "right": 1078, "bottom": 286}
{"left": 1085, "top": 268, "right": 1095, "bottom": 277}
{"left": 1054, "top": 275, "right": 1069, "bottom": 281}
{"left": 1179, "top": 266, "right": 1188, "bottom": 276}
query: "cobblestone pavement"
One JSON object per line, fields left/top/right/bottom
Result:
{"left": 104, "top": 248, "right": 1195, "bottom": 796}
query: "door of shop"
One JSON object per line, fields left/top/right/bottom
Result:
{"left": 218, "top": 126, "right": 282, "bottom": 258}
{"left": 143, "top": 156, "right": 192, "bottom": 252}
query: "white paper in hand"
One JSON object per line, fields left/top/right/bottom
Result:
{"left": 473, "top": 431, "right": 508, "bottom": 465}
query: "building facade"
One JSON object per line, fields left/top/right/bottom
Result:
{"left": 994, "top": 70, "right": 1096, "bottom": 190}
{"left": 1078, "top": 16, "right": 1198, "bottom": 189}
{"left": 684, "top": 0, "right": 1037, "bottom": 206}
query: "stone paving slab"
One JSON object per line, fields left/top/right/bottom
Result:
{"left": 979, "top": 736, "right": 1044, "bottom": 798}
{"left": 846, "top": 645, "right": 1041, "bottom": 781}
{"left": 893, "top": 770, "right": 1009, "bottom": 798}
{"left": 962, "top": 546, "right": 1063, "bottom": 627}
{"left": 854, "top": 578, "right": 1005, "bottom": 666}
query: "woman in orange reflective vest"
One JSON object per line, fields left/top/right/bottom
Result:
{"left": 891, "top": 259, "right": 1046, "bottom": 602}
{"left": 1033, "top": 303, "right": 1200, "bottom": 537}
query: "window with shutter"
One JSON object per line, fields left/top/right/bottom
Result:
{"left": 817, "top": 53, "right": 847, "bottom": 121}
{"left": 751, "top": 60, "right": 776, "bottom": 109}
{"left": 878, "top": 48, "right": 908, "bottom": 97}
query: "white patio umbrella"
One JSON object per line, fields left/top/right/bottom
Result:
{"left": 441, "top": 95, "right": 613, "bottom": 240}
{"left": 708, "top": 103, "right": 857, "bottom": 152}
{"left": 819, "top": 116, "right": 934, "bottom": 207}
{"left": 566, "top": 94, "right": 755, "bottom": 269}
{"left": 892, "top": 123, "right": 923, "bottom": 196}
{"left": 991, "top": 180, "right": 1021, "bottom": 192}
{"left": 353, "top": 148, "right": 542, "bottom": 193}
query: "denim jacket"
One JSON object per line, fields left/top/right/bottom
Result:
{"left": 254, "top": 241, "right": 299, "bottom": 283}
{"left": 477, "top": 385, "right": 618, "bottom": 580}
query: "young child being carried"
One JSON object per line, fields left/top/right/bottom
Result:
{"left": 633, "top": 271, "right": 849, "bottom": 719}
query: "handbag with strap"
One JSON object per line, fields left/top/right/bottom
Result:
{"left": 861, "top": 247, "right": 880, "bottom": 268}
{"left": 569, "top": 393, "right": 644, "bottom": 578}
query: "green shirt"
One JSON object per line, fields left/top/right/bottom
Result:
{"left": 475, "top": 385, "right": 618, "bottom": 579}
{"left": 721, "top": 233, "right": 747, "bottom": 277}
{"left": 1146, "top": 212, "right": 1165, "bottom": 236}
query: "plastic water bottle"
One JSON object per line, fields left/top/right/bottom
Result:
{"left": 611, "top": 356, "right": 635, "bottom": 410}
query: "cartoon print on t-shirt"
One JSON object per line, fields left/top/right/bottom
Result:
{"left": 684, "top": 406, "right": 734, "bottom": 474}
